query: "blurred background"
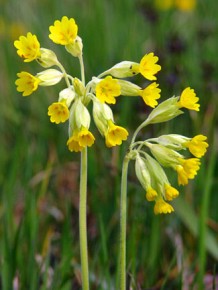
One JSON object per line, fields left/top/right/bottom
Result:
{"left": 0, "top": 0, "right": 218, "bottom": 289}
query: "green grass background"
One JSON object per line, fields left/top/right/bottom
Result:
{"left": 0, "top": 0, "right": 218, "bottom": 289}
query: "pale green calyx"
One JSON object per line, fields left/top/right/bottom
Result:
{"left": 58, "top": 87, "right": 75, "bottom": 106}
{"left": 65, "top": 36, "right": 83, "bottom": 57}
{"left": 74, "top": 99, "right": 91, "bottom": 129}
{"left": 73, "top": 77, "right": 85, "bottom": 96}
{"left": 148, "top": 143, "right": 183, "bottom": 167}
{"left": 37, "top": 69, "right": 63, "bottom": 86}
{"left": 92, "top": 101, "right": 114, "bottom": 135}
{"left": 68, "top": 99, "right": 91, "bottom": 134}
{"left": 144, "top": 153, "right": 169, "bottom": 186}
{"left": 102, "top": 61, "right": 139, "bottom": 78}
{"left": 135, "top": 155, "right": 151, "bottom": 191}
{"left": 146, "top": 97, "right": 183, "bottom": 124}
{"left": 37, "top": 48, "right": 59, "bottom": 68}
{"left": 118, "top": 79, "right": 141, "bottom": 96}
{"left": 152, "top": 134, "right": 190, "bottom": 150}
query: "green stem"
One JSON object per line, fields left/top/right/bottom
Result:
{"left": 79, "top": 147, "right": 89, "bottom": 290}
{"left": 119, "top": 155, "right": 130, "bottom": 290}
{"left": 56, "top": 61, "right": 71, "bottom": 88}
{"left": 129, "top": 119, "right": 149, "bottom": 149}
{"left": 77, "top": 54, "right": 89, "bottom": 290}
{"left": 78, "top": 54, "right": 85, "bottom": 85}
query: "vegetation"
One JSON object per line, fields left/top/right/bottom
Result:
{"left": 0, "top": 0, "right": 217, "bottom": 289}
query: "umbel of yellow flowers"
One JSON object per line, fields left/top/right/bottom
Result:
{"left": 14, "top": 16, "right": 162, "bottom": 151}
{"left": 14, "top": 16, "right": 208, "bottom": 214}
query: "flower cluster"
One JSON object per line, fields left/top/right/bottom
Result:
{"left": 130, "top": 95, "right": 208, "bottom": 214}
{"left": 14, "top": 16, "right": 208, "bottom": 215}
{"left": 14, "top": 16, "right": 163, "bottom": 152}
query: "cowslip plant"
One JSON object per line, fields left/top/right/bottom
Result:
{"left": 119, "top": 88, "right": 208, "bottom": 289}
{"left": 14, "top": 16, "right": 208, "bottom": 289}
{"left": 14, "top": 16, "right": 161, "bottom": 289}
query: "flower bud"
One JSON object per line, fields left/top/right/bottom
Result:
{"left": 37, "top": 48, "right": 58, "bottom": 68}
{"left": 65, "top": 36, "right": 83, "bottom": 57}
{"left": 58, "top": 87, "right": 75, "bottom": 107}
{"left": 73, "top": 77, "right": 85, "bottom": 96}
{"left": 37, "top": 69, "right": 63, "bottom": 86}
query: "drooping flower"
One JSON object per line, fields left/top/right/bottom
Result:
{"left": 15, "top": 71, "right": 41, "bottom": 96}
{"left": 14, "top": 32, "right": 41, "bottom": 62}
{"left": 177, "top": 87, "right": 200, "bottom": 111}
{"left": 95, "top": 76, "right": 121, "bottom": 104}
{"left": 105, "top": 120, "right": 128, "bottom": 147}
{"left": 154, "top": 198, "right": 174, "bottom": 215}
{"left": 164, "top": 184, "right": 179, "bottom": 201}
{"left": 77, "top": 127, "right": 95, "bottom": 147}
{"left": 184, "top": 135, "right": 209, "bottom": 158}
{"left": 49, "top": 16, "right": 78, "bottom": 45}
{"left": 67, "top": 132, "right": 83, "bottom": 152}
{"left": 146, "top": 187, "right": 158, "bottom": 201}
{"left": 148, "top": 143, "right": 202, "bottom": 186}
{"left": 48, "top": 101, "right": 69, "bottom": 124}
{"left": 139, "top": 82, "right": 161, "bottom": 107}
{"left": 139, "top": 53, "right": 161, "bottom": 81}
{"left": 67, "top": 128, "right": 95, "bottom": 152}
{"left": 175, "top": 158, "right": 201, "bottom": 185}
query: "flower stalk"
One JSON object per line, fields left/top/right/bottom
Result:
{"left": 78, "top": 52, "right": 90, "bottom": 290}
{"left": 79, "top": 147, "right": 89, "bottom": 290}
{"left": 119, "top": 154, "right": 130, "bottom": 290}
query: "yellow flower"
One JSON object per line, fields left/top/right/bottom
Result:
{"left": 176, "top": 165, "right": 189, "bottom": 185}
{"left": 139, "top": 53, "right": 161, "bottom": 81}
{"left": 139, "top": 82, "right": 161, "bottom": 108}
{"left": 67, "top": 133, "right": 83, "bottom": 152}
{"left": 146, "top": 187, "right": 158, "bottom": 201}
{"left": 164, "top": 184, "right": 179, "bottom": 201}
{"left": 95, "top": 76, "right": 121, "bottom": 104}
{"left": 67, "top": 128, "right": 95, "bottom": 152}
{"left": 181, "top": 158, "right": 201, "bottom": 178}
{"left": 184, "top": 135, "right": 209, "bottom": 158}
{"left": 77, "top": 128, "right": 95, "bottom": 147}
{"left": 176, "top": 158, "right": 201, "bottom": 185}
{"left": 175, "top": 0, "right": 196, "bottom": 11}
{"left": 154, "top": 198, "right": 174, "bottom": 215}
{"left": 14, "top": 32, "right": 41, "bottom": 62}
{"left": 48, "top": 101, "right": 69, "bottom": 124}
{"left": 105, "top": 120, "right": 128, "bottom": 147}
{"left": 177, "top": 87, "right": 200, "bottom": 111}
{"left": 49, "top": 16, "right": 78, "bottom": 45}
{"left": 15, "top": 71, "right": 41, "bottom": 96}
